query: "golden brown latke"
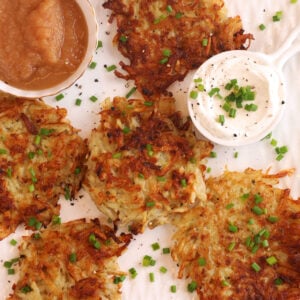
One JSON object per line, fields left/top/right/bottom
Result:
{"left": 8, "top": 219, "right": 131, "bottom": 300}
{"left": 0, "top": 96, "right": 87, "bottom": 240}
{"left": 171, "top": 169, "right": 300, "bottom": 299}
{"left": 84, "top": 96, "right": 213, "bottom": 234}
{"left": 103, "top": 0, "right": 253, "bottom": 97}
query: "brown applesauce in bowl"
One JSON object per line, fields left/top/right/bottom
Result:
{"left": 0, "top": 0, "right": 89, "bottom": 91}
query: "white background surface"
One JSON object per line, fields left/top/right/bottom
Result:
{"left": 1, "top": 1, "right": 300, "bottom": 299}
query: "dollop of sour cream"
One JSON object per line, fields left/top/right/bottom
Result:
{"left": 187, "top": 50, "right": 285, "bottom": 146}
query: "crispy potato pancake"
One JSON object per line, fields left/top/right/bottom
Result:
{"left": 171, "top": 169, "right": 300, "bottom": 299}
{"left": 103, "top": 0, "right": 253, "bottom": 97}
{"left": 8, "top": 219, "right": 131, "bottom": 300}
{"left": 0, "top": 95, "right": 87, "bottom": 240}
{"left": 84, "top": 96, "right": 212, "bottom": 234}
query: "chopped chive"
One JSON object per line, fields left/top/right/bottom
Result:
{"left": 0, "top": 148, "right": 7, "bottom": 154}
{"left": 170, "top": 285, "right": 177, "bottom": 293}
{"left": 28, "top": 184, "right": 35, "bottom": 193}
{"left": 268, "top": 216, "right": 279, "bottom": 223}
{"left": 28, "top": 152, "right": 35, "bottom": 159}
{"left": 202, "top": 38, "right": 208, "bottom": 47}
{"left": 129, "top": 267, "right": 138, "bottom": 278}
{"left": 52, "top": 215, "right": 61, "bottom": 225}
{"left": 143, "top": 255, "right": 156, "bottom": 266}
{"left": 162, "top": 49, "right": 172, "bottom": 57}
{"left": 259, "top": 24, "right": 266, "bottom": 31}
{"left": 97, "top": 40, "right": 103, "bottom": 49}
{"left": 234, "top": 152, "right": 239, "bottom": 158}
{"left": 20, "top": 285, "right": 33, "bottom": 294}
{"left": 89, "top": 61, "right": 97, "bottom": 69}
{"left": 276, "top": 154, "right": 284, "bottom": 161}
{"left": 166, "top": 5, "right": 173, "bottom": 12}
{"left": 149, "top": 272, "right": 155, "bottom": 282}
{"left": 7, "top": 167, "right": 12, "bottom": 178}
{"left": 252, "top": 206, "right": 265, "bottom": 215}
{"left": 187, "top": 281, "right": 197, "bottom": 292}
{"left": 189, "top": 90, "right": 198, "bottom": 99}
{"left": 69, "top": 252, "right": 77, "bottom": 263}
{"left": 262, "top": 240, "right": 269, "bottom": 248}
{"left": 106, "top": 65, "right": 117, "bottom": 72}
{"left": 146, "top": 201, "right": 155, "bottom": 207}
{"left": 112, "top": 152, "right": 122, "bottom": 159}
{"left": 229, "top": 108, "right": 237, "bottom": 118}
{"left": 226, "top": 203, "right": 234, "bottom": 210}
{"left": 245, "top": 103, "right": 258, "bottom": 112}
{"left": 222, "top": 102, "right": 231, "bottom": 112}
{"left": 75, "top": 98, "right": 82, "bottom": 106}
{"left": 251, "top": 244, "right": 260, "bottom": 254}
{"left": 175, "top": 12, "right": 183, "bottom": 19}
{"left": 64, "top": 186, "right": 71, "bottom": 200}
{"left": 266, "top": 256, "right": 278, "bottom": 266}
{"left": 151, "top": 242, "right": 160, "bottom": 251}
{"left": 208, "top": 87, "right": 220, "bottom": 97}
{"left": 7, "top": 268, "right": 15, "bottom": 275}
{"left": 241, "top": 193, "right": 250, "bottom": 200}
{"left": 163, "top": 247, "right": 170, "bottom": 254}
{"left": 198, "top": 257, "right": 206, "bottom": 266}
{"left": 180, "top": 178, "right": 187, "bottom": 187}
{"left": 274, "top": 277, "right": 284, "bottom": 285}
{"left": 89, "top": 95, "right": 98, "bottom": 102}
{"left": 144, "top": 101, "right": 153, "bottom": 107}
{"left": 251, "top": 262, "right": 261, "bottom": 272}
{"left": 291, "top": 0, "right": 298, "bottom": 2}
{"left": 254, "top": 194, "right": 263, "bottom": 204}
{"left": 146, "top": 144, "right": 154, "bottom": 156}
{"left": 157, "top": 176, "right": 166, "bottom": 182}
{"left": 218, "top": 114, "right": 225, "bottom": 125}
{"left": 55, "top": 93, "right": 64, "bottom": 101}
{"left": 272, "top": 11, "right": 283, "bottom": 22}
{"left": 138, "top": 173, "right": 145, "bottom": 179}
{"left": 74, "top": 167, "right": 81, "bottom": 175}
{"left": 221, "top": 280, "right": 230, "bottom": 287}
{"left": 34, "top": 135, "right": 41, "bottom": 145}
{"left": 114, "top": 275, "right": 126, "bottom": 284}
{"left": 10, "top": 239, "right": 17, "bottom": 246}
{"left": 159, "top": 57, "right": 168, "bottom": 64}
{"left": 160, "top": 266, "right": 167, "bottom": 273}
{"left": 119, "top": 35, "right": 128, "bottom": 43}
{"left": 206, "top": 167, "right": 212, "bottom": 173}
{"left": 125, "top": 87, "right": 137, "bottom": 99}
{"left": 122, "top": 127, "right": 131, "bottom": 134}
{"left": 228, "top": 242, "right": 236, "bottom": 251}
{"left": 154, "top": 14, "right": 167, "bottom": 24}
{"left": 228, "top": 224, "right": 238, "bottom": 233}
{"left": 209, "top": 151, "right": 217, "bottom": 158}
{"left": 270, "top": 139, "right": 278, "bottom": 146}
{"left": 248, "top": 218, "right": 255, "bottom": 225}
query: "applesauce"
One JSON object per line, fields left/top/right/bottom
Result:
{"left": 0, "top": 0, "right": 88, "bottom": 90}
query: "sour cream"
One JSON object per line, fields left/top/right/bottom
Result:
{"left": 187, "top": 50, "right": 285, "bottom": 146}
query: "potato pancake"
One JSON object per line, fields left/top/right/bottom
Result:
{"left": 84, "top": 96, "right": 212, "bottom": 234}
{"left": 171, "top": 169, "right": 300, "bottom": 299}
{"left": 103, "top": 0, "right": 253, "bottom": 97}
{"left": 0, "top": 95, "right": 87, "bottom": 240}
{"left": 8, "top": 219, "right": 131, "bottom": 300}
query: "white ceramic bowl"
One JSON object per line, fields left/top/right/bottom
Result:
{"left": 0, "top": 0, "right": 98, "bottom": 99}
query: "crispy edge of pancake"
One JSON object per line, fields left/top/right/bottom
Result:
{"left": 84, "top": 96, "right": 213, "bottom": 234}
{"left": 0, "top": 96, "right": 87, "bottom": 240}
{"left": 103, "top": 0, "right": 253, "bottom": 97}
{"left": 171, "top": 168, "right": 300, "bottom": 299}
{"left": 8, "top": 218, "right": 132, "bottom": 300}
